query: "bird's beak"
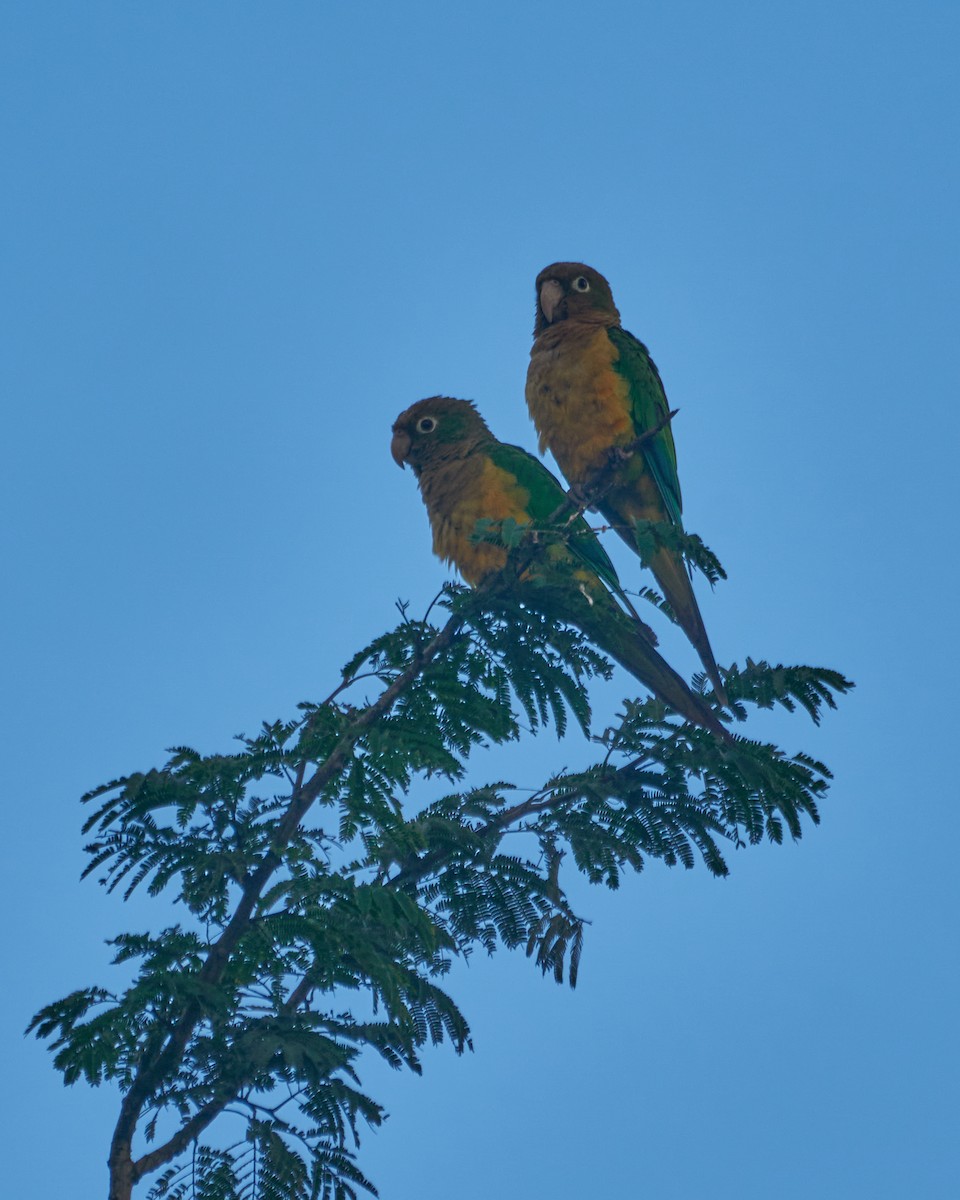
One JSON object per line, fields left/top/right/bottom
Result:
{"left": 538, "top": 279, "right": 564, "bottom": 324}
{"left": 391, "top": 428, "right": 410, "bottom": 467}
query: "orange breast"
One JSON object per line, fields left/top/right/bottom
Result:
{"left": 426, "top": 457, "right": 532, "bottom": 586}
{"left": 527, "top": 323, "right": 634, "bottom": 483}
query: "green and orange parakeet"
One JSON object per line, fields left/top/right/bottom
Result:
{"left": 391, "top": 396, "right": 729, "bottom": 740}
{"left": 525, "top": 262, "right": 728, "bottom": 707}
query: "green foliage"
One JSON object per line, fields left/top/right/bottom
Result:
{"left": 146, "top": 1124, "right": 376, "bottom": 1200}
{"left": 629, "top": 517, "right": 727, "bottom": 585}
{"left": 30, "top": 536, "right": 852, "bottom": 1200}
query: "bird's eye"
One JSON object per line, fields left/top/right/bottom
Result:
{"left": 416, "top": 417, "right": 437, "bottom": 434}
{"left": 572, "top": 276, "right": 590, "bottom": 293}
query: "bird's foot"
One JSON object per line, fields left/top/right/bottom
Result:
{"left": 566, "top": 479, "right": 600, "bottom": 512}
{"left": 606, "top": 444, "right": 634, "bottom": 468}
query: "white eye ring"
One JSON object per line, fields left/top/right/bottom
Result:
{"left": 416, "top": 416, "right": 437, "bottom": 433}
{"left": 572, "top": 276, "right": 590, "bottom": 292}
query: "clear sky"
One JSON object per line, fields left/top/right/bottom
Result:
{"left": 2, "top": 2, "right": 958, "bottom": 1196}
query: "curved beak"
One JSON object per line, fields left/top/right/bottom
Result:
{"left": 538, "top": 278, "right": 564, "bottom": 324}
{"left": 391, "top": 427, "right": 410, "bottom": 468}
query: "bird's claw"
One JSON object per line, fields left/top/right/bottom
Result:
{"left": 567, "top": 479, "right": 599, "bottom": 512}
{"left": 606, "top": 444, "right": 634, "bottom": 468}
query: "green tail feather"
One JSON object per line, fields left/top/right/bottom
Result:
{"left": 648, "top": 545, "right": 729, "bottom": 707}
{"left": 528, "top": 585, "right": 731, "bottom": 742}
{"left": 597, "top": 608, "right": 732, "bottom": 741}
{"left": 601, "top": 501, "right": 729, "bottom": 707}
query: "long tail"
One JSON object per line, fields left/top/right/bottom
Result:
{"left": 532, "top": 585, "right": 732, "bottom": 742}
{"left": 595, "top": 605, "right": 732, "bottom": 742}
{"left": 648, "top": 546, "right": 729, "bottom": 707}
{"left": 603, "top": 503, "right": 729, "bottom": 707}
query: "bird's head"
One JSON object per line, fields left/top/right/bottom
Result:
{"left": 533, "top": 262, "right": 620, "bottom": 335}
{"left": 391, "top": 396, "right": 492, "bottom": 475}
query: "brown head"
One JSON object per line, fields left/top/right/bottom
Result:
{"left": 391, "top": 396, "right": 493, "bottom": 476}
{"left": 533, "top": 262, "right": 621, "bottom": 336}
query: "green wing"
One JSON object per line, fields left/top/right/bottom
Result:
{"left": 487, "top": 441, "right": 622, "bottom": 593}
{"left": 608, "top": 326, "right": 683, "bottom": 528}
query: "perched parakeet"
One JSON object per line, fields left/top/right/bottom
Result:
{"left": 525, "top": 262, "right": 728, "bottom": 706}
{"left": 391, "top": 396, "right": 729, "bottom": 740}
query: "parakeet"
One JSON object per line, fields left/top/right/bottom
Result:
{"left": 525, "top": 262, "right": 728, "bottom": 706}
{"left": 391, "top": 396, "right": 730, "bottom": 740}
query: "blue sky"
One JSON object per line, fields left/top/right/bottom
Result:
{"left": 2, "top": 2, "right": 958, "bottom": 1196}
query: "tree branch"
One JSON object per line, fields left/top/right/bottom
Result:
{"left": 106, "top": 403, "right": 686, "bottom": 1198}
{"left": 109, "top": 611, "right": 466, "bottom": 1196}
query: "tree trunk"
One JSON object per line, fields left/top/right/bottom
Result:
{"left": 107, "top": 1141, "right": 134, "bottom": 1200}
